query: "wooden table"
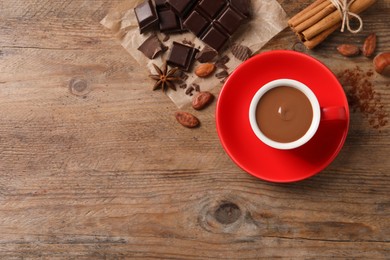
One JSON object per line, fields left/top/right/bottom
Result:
{"left": 1, "top": 0, "right": 389, "bottom": 258}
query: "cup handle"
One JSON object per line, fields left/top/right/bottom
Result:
{"left": 321, "top": 107, "right": 347, "bottom": 121}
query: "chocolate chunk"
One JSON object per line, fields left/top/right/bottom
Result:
{"left": 216, "top": 62, "right": 228, "bottom": 70}
{"left": 215, "top": 70, "right": 229, "bottom": 79}
{"left": 138, "top": 35, "right": 165, "bottom": 59}
{"left": 167, "top": 41, "right": 198, "bottom": 72}
{"left": 134, "top": 0, "right": 159, "bottom": 34}
{"left": 195, "top": 45, "right": 218, "bottom": 63}
{"left": 231, "top": 44, "right": 252, "bottom": 61}
{"left": 216, "top": 55, "right": 230, "bottom": 65}
{"left": 185, "top": 86, "right": 195, "bottom": 95}
{"left": 192, "top": 83, "right": 201, "bottom": 92}
{"left": 175, "top": 69, "right": 189, "bottom": 81}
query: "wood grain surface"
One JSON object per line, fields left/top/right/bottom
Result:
{"left": 0, "top": 0, "right": 389, "bottom": 258}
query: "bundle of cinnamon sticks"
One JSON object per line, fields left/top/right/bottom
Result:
{"left": 288, "top": 0, "right": 377, "bottom": 49}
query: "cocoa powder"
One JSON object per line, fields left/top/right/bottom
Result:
{"left": 337, "top": 66, "right": 388, "bottom": 129}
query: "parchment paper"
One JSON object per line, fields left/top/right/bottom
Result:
{"left": 101, "top": 0, "right": 288, "bottom": 108}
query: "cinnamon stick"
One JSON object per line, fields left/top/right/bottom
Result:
{"left": 302, "top": 0, "right": 377, "bottom": 41}
{"left": 288, "top": 0, "right": 327, "bottom": 27}
{"left": 303, "top": 24, "right": 340, "bottom": 49}
{"left": 289, "top": 0, "right": 377, "bottom": 49}
{"left": 293, "top": 3, "right": 336, "bottom": 33}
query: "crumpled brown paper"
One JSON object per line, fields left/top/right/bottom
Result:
{"left": 101, "top": 0, "right": 288, "bottom": 108}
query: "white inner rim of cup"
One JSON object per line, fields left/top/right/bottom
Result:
{"left": 249, "top": 79, "right": 321, "bottom": 150}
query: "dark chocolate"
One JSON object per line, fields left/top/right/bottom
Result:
{"left": 181, "top": 0, "right": 248, "bottom": 51}
{"left": 183, "top": 11, "right": 209, "bottom": 37}
{"left": 197, "top": 0, "right": 226, "bottom": 19}
{"left": 215, "top": 70, "right": 229, "bottom": 79}
{"left": 216, "top": 6, "right": 245, "bottom": 35}
{"left": 167, "top": 42, "right": 198, "bottom": 72}
{"left": 216, "top": 55, "right": 230, "bottom": 65}
{"left": 157, "top": 8, "right": 183, "bottom": 33}
{"left": 200, "top": 26, "right": 229, "bottom": 52}
{"left": 154, "top": 0, "right": 167, "bottom": 8}
{"left": 137, "top": 35, "right": 165, "bottom": 59}
{"left": 229, "top": 0, "right": 251, "bottom": 17}
{"left": 195, "top": 45, "right": 218, "bottom": 63}
{"left": 185, "top": 86, "right": 195, "bottom": 95}
{"left": 231, "top": 44, "right": 252, "bottom": 61}
{"left": 134, "top": 0, "right": 159, "bottom": 34}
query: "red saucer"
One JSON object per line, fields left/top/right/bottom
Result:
{"left": 216, "top": 50, "right": 350, "bottom": 183}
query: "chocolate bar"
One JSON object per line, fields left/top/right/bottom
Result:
{"left": 167, "top": 41, "right": 198, "bottom": 71}
{"left": 195, "top": 45, "right": 218, "bottom": 63}
{"left": 134, "top": 0, "right": 159, "bottom": 34}
{"left": 182, "top": 0, "right": 247, "bottom": 51}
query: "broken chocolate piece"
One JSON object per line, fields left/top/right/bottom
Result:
{"left": 195, "top": 45, "right": 218, "bottom": 63}
{"left": 138, "top": 35, "right": 165, "bottom": 59}
{"left": 192, "top": 83, "right": 200, "bottom": 92}
{"left": 215, "top": 62, "right": 228, "bottom": 70}
{"left": 174, "top": 69, "right": 189, "bottom": 81}
{"left": 231, "top": 44, "right": 252, "bottom": 61}
{"left": 215, "top": 70, "right": 229, "bottom": 79}
{"left": 216, "top": 55, "right": 230, "bottom": 64}
{"left": 185, "top": 86, "right": 195, "bottom": 95}
{"left": 167, "top": 41, "right": 198, "bottom": 72}
{"left": 134, "top": 0, "right": 159, "bottom": 34}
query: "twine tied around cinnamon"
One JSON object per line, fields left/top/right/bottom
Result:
{"left": 329, "top": 0, "right": 363, "bottom": 33}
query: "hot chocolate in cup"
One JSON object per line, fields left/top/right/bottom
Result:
{"left": 249, "top": 79, "right": 346, "bottom": 150}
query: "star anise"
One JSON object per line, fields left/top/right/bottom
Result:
{"left": 149, "top": 62, "right": 180, "bottom": 92}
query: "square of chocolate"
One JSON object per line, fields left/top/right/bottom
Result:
{"left": 134, "top": 0, "right": 159, "bottom": 34}
{"left": 197, "top": 0, "right": 226, "bottom": 18}
{"left": 183, "top": 11, "right": 209, "bottom": 37}
{"left": 216, "top": 6, "right": 245, "bottom": 35}
{"left": 167, "top": 42, "right": 198, "bottom": 71}
{"left": 229, "top": 0, "right": 251, "bottom": 17}
{"left": 201, "top": 26, "right": 229, "bottom": 51}
{"left": 167, "top": 0, "right": 196, "bottom": 17}
{"left": 158, "top": 8, "right": 182, "bottom": 33}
